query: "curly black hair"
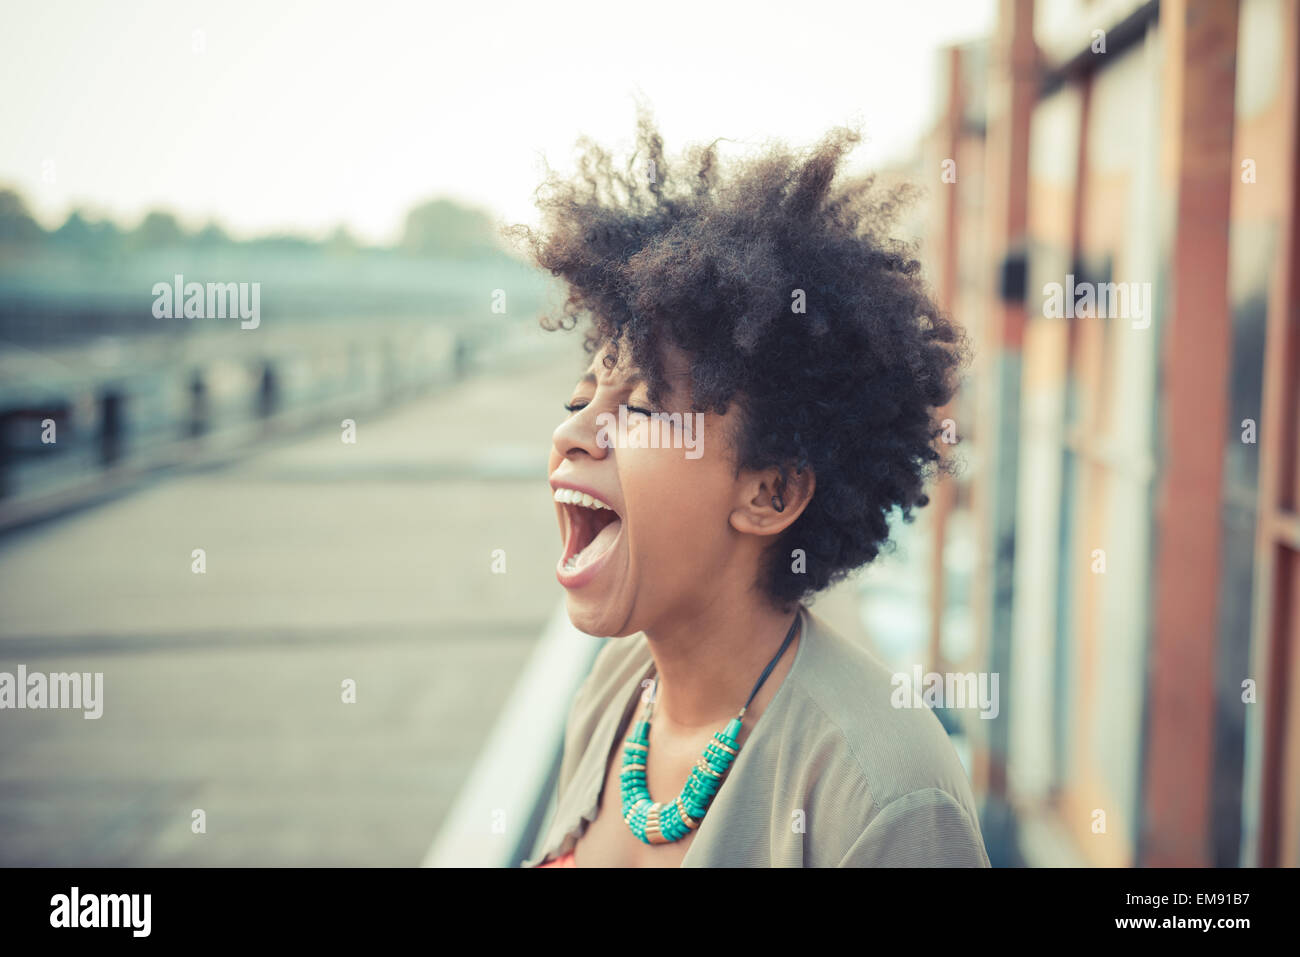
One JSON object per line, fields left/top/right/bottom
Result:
{"left": 506, "top": 105, "right": 967, "bottom": 610}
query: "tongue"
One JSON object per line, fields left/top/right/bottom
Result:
{"left": 575, "top": 517, "right": 622, "bottom": 570}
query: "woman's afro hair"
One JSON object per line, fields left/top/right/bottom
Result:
{"left": 506, "top": 105, "right": 967, "bottom": 610}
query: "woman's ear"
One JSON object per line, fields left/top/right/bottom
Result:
{"left": 728, "top": 465, "right": 815, "bottom": 537}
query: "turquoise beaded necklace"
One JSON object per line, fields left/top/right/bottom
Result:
{"left": 620, "top": 612, "right": 801, "bottom": 845}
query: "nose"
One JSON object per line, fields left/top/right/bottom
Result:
{"left": 551, "top": 404, "right": 609, "bottom": 463}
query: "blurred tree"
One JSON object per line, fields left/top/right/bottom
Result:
{"left": 326, "top": 223, "right": 359, "bottom": 255}
{"left": 193, "top": 220, "right": 232, "bottom": 246}
{"left": 0, "top": 188, "right": 44, "bottom": 243}
{"left": 50, "top": 208, "right": 122, "bottom": 259}
{"left": 53, "top": 209, "right": 93, "bottom": 244}
{"left": 400, "top": 198, "right": 500, "bottom": 258}
{"left": 132, "top": 209, "right": 186, "bottom": 247}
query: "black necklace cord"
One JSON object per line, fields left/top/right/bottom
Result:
{"left": 740, "top": 610, "right": 801, "bottom": 718}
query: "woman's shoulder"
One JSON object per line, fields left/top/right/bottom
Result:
{"left": 792, "top": 607, "right": 979, "bottom": 806}
{"left": 776, "top": 606, "right": 990, "bottom": 865}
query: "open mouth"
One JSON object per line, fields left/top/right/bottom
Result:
{"left": 554, "top": 487, "right": 623, "bottom": 578}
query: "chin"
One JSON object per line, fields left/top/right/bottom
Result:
{"left": 563, "top": 592, "right": 637, "bottom": 639}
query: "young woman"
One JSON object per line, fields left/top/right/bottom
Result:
{"left": 510, "top": 108, "right": 989, "bottom": 867}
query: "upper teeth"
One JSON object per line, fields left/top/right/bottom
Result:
{"left": 553, "top": 488, "right": 614, "bottom": 511}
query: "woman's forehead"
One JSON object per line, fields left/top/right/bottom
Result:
{"left": 585, "top": 338, "right": 691, "bottom": 379}
{"left": 581, "top": 356, "right": 694, "bottom": 401}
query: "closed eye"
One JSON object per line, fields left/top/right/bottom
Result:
{"left": 563, "top": 401, "right": 656, "bottom": 416}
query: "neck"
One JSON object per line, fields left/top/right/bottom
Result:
{"left": 642, "top": 593, "right": 802, "bottom": 734}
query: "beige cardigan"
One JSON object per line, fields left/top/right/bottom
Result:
{"left": 522, "top": 603, "right": 991, "bottom": 867}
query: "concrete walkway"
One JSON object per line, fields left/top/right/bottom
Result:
{"left": 0, "top": 344, "right": 587, "bottom": 865}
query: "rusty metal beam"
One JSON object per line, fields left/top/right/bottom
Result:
{"left": 1142, "top": 0, "right": 1240, "bottom": 868}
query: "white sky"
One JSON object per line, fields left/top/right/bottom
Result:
{"left": 0, "top": 0, "right": 993, "bottom": 244}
